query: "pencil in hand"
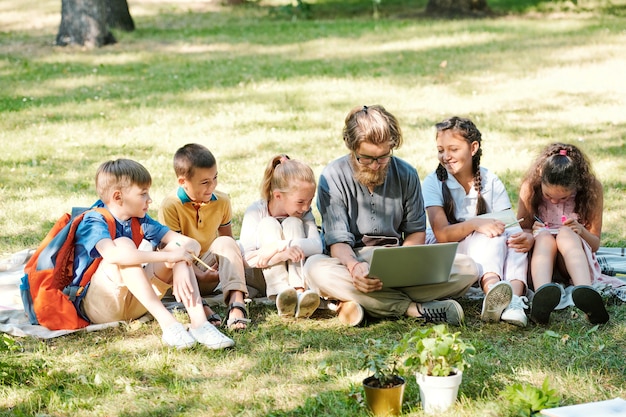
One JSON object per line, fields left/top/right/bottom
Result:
{"left": 176, "top": 242, "right": 215, "bottom": 271}
{"left": 504, "top": 218, "right": 524, "bottom": 228}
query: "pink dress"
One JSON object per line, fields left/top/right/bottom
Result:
{"left": 537, "top": 194, "right": 606, "bottom": 285}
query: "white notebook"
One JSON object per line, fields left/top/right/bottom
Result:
{"left": 476, "top": 209, "right": 520, "bottom": 228}
{"left": 540, "top": 398, "right": 626, "bottom": 417}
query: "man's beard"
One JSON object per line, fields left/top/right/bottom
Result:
{"left": 351, "top": 156, "right": 389, "bottom": 188}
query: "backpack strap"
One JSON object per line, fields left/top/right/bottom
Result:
{"left": 73, "top": 208, "right": 143, "bottom": 293}
{"left": 130, "top": 216, "right": 144, "bottom": 247}
{"left": 68, "top": 208, "right": 116, "bottom": 296}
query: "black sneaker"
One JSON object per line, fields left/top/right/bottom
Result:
{"left": 571, "top": 285, "right": 609, "bottom": 324}
{"left": 418, "top": 300, "right": 464, "bottom": 326}
{"left": 530, "top": 283, "right": 561, "bottom": 324}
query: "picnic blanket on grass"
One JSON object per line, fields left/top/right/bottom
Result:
{"left": 0, "top": 250, "right": 125, "bottom": 338}
{"left": 0, "top": 249, "right": 246, "bottom": 339}
{"left": 1, "top": 248, "right": 624, "bottom": 339}
{"left": 596, "top": 247, "right": 626, "bottom": 277}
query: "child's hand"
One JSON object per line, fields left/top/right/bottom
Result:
{"left": 281, "top": 246, "right": 305, "bottom": 263}
{"left": 531, "top": 219, "right": 551, "bottom": 236}
{"left": 507, "top": 231, "right": 534, "bottom": 252}
{"left": 172, "top": 269, "right": 195, "bottom": 305}
{"left": 475, "top": 218, "right": 505, "bottom": 237}
{"left": 164, "top": 246, "right": 194, "bottom": 269}
{"left": 563, "top": 218, "right": 584, "bottom": 235}
{"left": 196, "top": 268, "right": 219, "bottom": 283}
{"left": 257, "top": 245, "right": 279, "bottom": 268}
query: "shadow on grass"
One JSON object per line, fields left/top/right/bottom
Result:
{"left": 1, "top": 296, "right": 623, "bottom": 416}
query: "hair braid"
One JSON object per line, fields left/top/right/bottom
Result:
{"left": 435, "top": 116, "right": 488, "bottom": 220}
{"left": 436, "top": 163, "right": 458, "bottom": 224}
{"left": 472, "top": 146, "right": 487, "bottom": 216}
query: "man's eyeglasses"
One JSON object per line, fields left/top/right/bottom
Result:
{"left": 354, "top": 150, "right": 393, "bottom": 166}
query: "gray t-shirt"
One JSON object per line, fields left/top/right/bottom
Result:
{"left": 318, "top": 155, "right": 426, "bottom": 249}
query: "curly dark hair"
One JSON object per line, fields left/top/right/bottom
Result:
{"left": 522, "top": 143, "right": 598, "bottom": 226}
{"left": 434, "top": 116, "right": 487, "bottom": 224}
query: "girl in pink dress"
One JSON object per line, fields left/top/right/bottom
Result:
{"left": 517, "top": 143, "right": 609, "bottom": 325}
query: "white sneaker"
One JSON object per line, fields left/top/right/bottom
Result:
{"left": 161, "top": 322, "right": 196, "bottom": 349}
{"left": 295, "top": 290, "right": 320, "bottom": 319}
{"left": 501, "top": 295, "right": 529, "bottom": 327}
{"left": 276, "top": 288, "right": 298, "bottom": 317}
{"left": 189, "top": 322, "right": 235, "bottom": 350}
{"left": 481, "top": 281, "right": 513, "bottom": 322}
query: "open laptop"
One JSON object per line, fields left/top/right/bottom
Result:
{"left": 367, "top": 242, "right": 459, "bottom": 288}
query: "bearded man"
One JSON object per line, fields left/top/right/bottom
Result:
{"left": 303, "top": 105, "right": 478, "bottom": 326}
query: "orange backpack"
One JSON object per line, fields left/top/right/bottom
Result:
{"left": 20, "top": 207, "right": 143, "bottom": 330}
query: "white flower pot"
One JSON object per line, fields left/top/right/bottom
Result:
{"left": 415, "top": 370, "right": 463, "bottom": 414}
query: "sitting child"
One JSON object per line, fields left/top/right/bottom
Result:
{"left": 239, "top": 154, "right": 323, "bottom": 318}
{"left": 79, "top": 159, "right": 234, "bottom": 349}
{"left": 158, "top": 144, "right": 250, "bottom": 331}
{"left": 422, "top": 117, "right": 530, "bottom": 327}
{"left": 517, "top": 143, "right": 609, "bottom": 325}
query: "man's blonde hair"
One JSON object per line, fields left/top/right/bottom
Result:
{"left": 343, "top": 105, "right": 403, "bottom": 152}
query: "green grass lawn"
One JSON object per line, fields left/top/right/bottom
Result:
{"left": 1, "top": 0, "right": 625, "bottom": 415}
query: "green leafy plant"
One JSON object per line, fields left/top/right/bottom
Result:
{"left": 0, "top": 334, "right": 22, "bottom": 353}
{"left": 396, "top": 324, "right": 476, "bottom": 377}
{"left": 502, "top": 378, "right": 561, "bottom": 416}
{"left": 358, "top": 338, "right": 402, "bottom": 388}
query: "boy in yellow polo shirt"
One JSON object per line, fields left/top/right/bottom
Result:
{"left": 159, "top": 143, "right": 249, "bottom": 331}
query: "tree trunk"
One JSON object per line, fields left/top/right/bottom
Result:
{"left": 56, "top": 0, "right": 116, "bottom": 47}
{"left": 106, "top": 0, "right": 135, "bottom": 31}
{"left": 426, "top": 0, "right": 490, "bottom": 16}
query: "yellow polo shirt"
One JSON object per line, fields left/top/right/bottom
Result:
{"left": 158, "top": 187, "right": 232, "bottom": 255}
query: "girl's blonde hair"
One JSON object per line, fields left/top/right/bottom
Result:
{"left": 260, "top": 154, "right": 316, "bottom": 201}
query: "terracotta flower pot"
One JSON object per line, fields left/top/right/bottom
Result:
{"left": 415, "top": 370, "right": 462, "bottom": 414}
{"left": 363, "top": 375, "right": 406, "bottom": 416}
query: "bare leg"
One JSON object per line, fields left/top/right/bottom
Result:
{"left": 556, "top": 228, "right": 592, "bottom": 286}
{"left": 154, "top": 260, "right": 207, "bottom": 329}
{"left": 510, "top": 279, "right": 526, "bottom": 297}
{"left": 481, "top": 272, "right": 501, "bottom": 293}
{"left": 226, "top": 290, "right": 247, "bottom": 330}
{"left": 531, "top": 232, "right": 557, "bottom": 289}
{"left": 117, "top": 263, "right": 177, "bottom": 328}
{"left": 405, "top": 302, "right": 420, "bottom": 317}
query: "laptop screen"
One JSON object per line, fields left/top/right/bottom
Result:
{"left": 367, "top": 242, "right": 459, "bottom": 288}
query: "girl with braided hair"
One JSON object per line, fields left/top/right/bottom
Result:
{"left": 422, "top": 116, "right": 531, "bottom": 326}
{"left": 517, "top": 143, "right": 609, "bottom": 325}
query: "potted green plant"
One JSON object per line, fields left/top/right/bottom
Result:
{"left": 396, "top": 324, "right": 475, "bottom": 414}
{"left": 358, "top": 338, "right": 406, "bottom": 416}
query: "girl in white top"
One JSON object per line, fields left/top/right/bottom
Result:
{"left": 422, "top": 117, "right": 532, "bottom": 327}
{"left": 239, "top": 154, "right": 323, "bottom": 319}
